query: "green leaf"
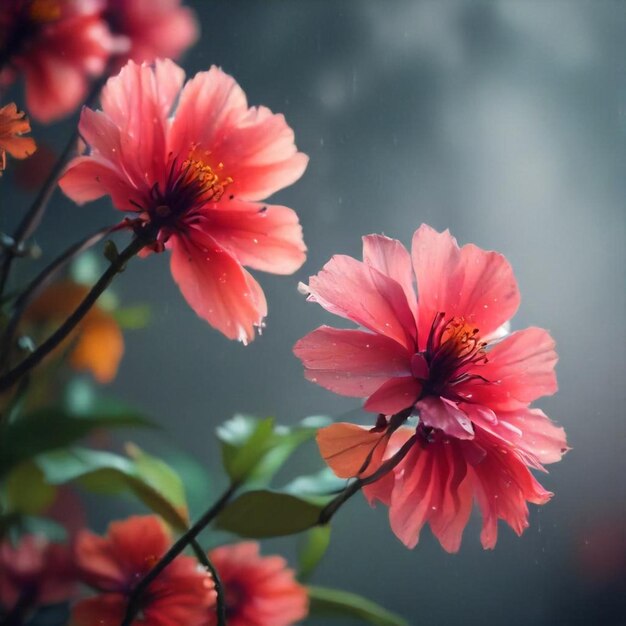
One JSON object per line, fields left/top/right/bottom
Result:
{"left": 0, "top": 407, "right": 152, "bottom": 476}
{"left": 216, "top": 490, "right": 329, "bottom": 538}
{"left": 283, "top": 468, "right": 346, "bottom": 497}
{"left": 125, "top": 443, "right": 188, "bottom": 524}
{"left": 217, "top": 414, "right": 331, "bottom": 484}
{"left": 34, "top": 446, "right": 189, "bottom": 530}
{"left": 298, "top": 525, "right": 331, "bottom": 580}
{"left": 307, "top": 586, "right": 409, "bottom": 626}
{"left": 64, "top": 380, "right": 156, "bottom": 425}
{"left": 217, "top": 415, "right": 275, "bottom": 482}
{"left": 5, "top": 462, "right": 57, "bottom": 515}
{"left": 112, "top": 305, "right": 152, "bottom": 329}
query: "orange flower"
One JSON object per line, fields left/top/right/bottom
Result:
{"left": 23, "top": 281, "right": 124, "bottom": 383}
{"left": 0, "top": 103, "right": 36, "bottom": 174}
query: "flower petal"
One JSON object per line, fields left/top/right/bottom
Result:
{"left": 59, "top": 155, "right": 139, "bottom": 209}
{"left": 201, "top": 201, "right": 306, "bottom": 274}
{"left": 168, "top": 65, "right": 249, "bottom": 155}
{"left": 362, "top": 234, "right": 417, "bottom": 314}
{"left": 468, "top": 428, "right": 552, "bottom": 549}
{"left": 304, "top": 255, "right": 417, "bottom": 350}
{"left": 417, "top": 396, "right": 475, "bottom": 439}
{"left": 493, "top": 408, "right": 569, "bottom": 465}
{"left": 362, "top": 427, "right": 414, "bottom": 506}
{"left": 364, "top": 377, "right": 422, "bottom": 415}
{"left": 389, "top": 438, "right": 473, "bottom": 552}
{"left": 113, "top": 0, "right": 199, "bottom": 65}
{"left": 170, "top": 67, "right": 307, "bottom": 201}
{"left": 70, "top": 314, "right": 124, "bottom": 383}
{"left": 72, "top": 595, "right": 127, "bottom": 626}
{"left": 99, "top": 58, "right": 185, "bottom": 184}
{"left": 411, "top": 224, "right": 520, "bottom": 342}
{"left": 168, "top": 229, "right": 267, "bottom": 343}
{"left": 317, "top": 422, "right": 388, "bottom": 479}
{"left": 293, "top": 326, "right": 412, "bottom": 398}
{"left": 461, "top": 327, "right": 558, "bottom": 410}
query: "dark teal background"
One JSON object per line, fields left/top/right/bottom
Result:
{"left": 3, "top": 2, "right": 625, "bottom": 624}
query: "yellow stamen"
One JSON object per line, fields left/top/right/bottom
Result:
{"left": 182, "top": 157, "right": 233, "bottom": 201}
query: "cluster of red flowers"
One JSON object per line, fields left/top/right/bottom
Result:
{"left": 0, "top": 0, "right": 198, "bottom": 122}
{"left": 0, "top": 1, "right": 570, "bottom": 622}
{"left": 0, "top": 516, "right": 308, "bottom": 626}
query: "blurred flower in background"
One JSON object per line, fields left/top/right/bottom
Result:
{"left": 103, "top": 0, "right": 198, "bottom": 69}
{"left": 72, "top": 515, "right": 215, "bottom": 626}
{"left": 23, "top": 280, "right": 124, "bottom": 383}
{"left": 0, "top": 534, "right": 76, "bottom": 618}
{"left": 0, "top": 0, "right": 198, "bottom": 123}
{"left": 0, "top": 0, "right": 120, "bottom": 122}
{"left": 208, "top": 542, "right": 308, "bottom": 626}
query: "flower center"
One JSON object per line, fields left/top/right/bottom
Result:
{"left": 180, "top": 157, "right": 233, "bottom": 202}
{"left": 137, "top": 153, "right": 234, "bottom": 241}
{"left": 224, "top": 581, "right": 246, "bottom": 618}
{"left": 416, "top": 313, "right": 488, "bottom": 397}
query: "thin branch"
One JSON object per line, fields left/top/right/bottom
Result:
{"left": 318, "top": 434, "right": 417, "bottom": 525}
{"left": 0, "top": 67, "right": 112, "bottom": 299}
{"left": 0, "top": 234, "right": 147, "bottom": 393}
{"left": 0, "top": 224, "right": 118, "bottom": 371}
{"left": 121, "top": 484, "right": 239, "bottom": 626}
{"left": 189, "top": 539, "right": 228, "bottom": 626}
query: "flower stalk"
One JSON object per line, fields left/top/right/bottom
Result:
{"left": 0, "top": 232, "right": 150, "bottom": 393}
{"left": 0, "top": 67, "right": 113, "bottom": 300}
{"left": 121, "top": 483, "right": 239, "bottom": 626}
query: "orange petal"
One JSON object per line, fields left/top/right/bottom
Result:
{"left": 0, "top": 103, "right": 36, "bottom": 172}
{"left": 70, "top": 314, "right": 124, "bottom": 383}
{"left": 317, "top": 422, "right": 387, "bottom": 479}
{"left": 24, "top": 281, "right": 124, "bottom": 383}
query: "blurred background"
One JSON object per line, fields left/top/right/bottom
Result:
{"left": 3, "top": 1, "right": 625, "bottom": 624}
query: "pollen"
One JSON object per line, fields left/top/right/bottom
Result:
{"left": 422, "top": 313, "right": 489, "bottom": 394}
{"left": 181, "top": 157, "right": 233, "bottom": 201}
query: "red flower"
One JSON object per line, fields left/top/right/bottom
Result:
{"left": 60, "top": 59, "right": 308, "bottom": 343}
{"left": 0, "top": 102, "right": 36, "bottom": 173}
{"left": 104, "top": 0, "right": 198, "bottom": 69}
{"left": 0, "top": 535, "right": 76, "bottom": 614}
{"left": 208, "top": 542, "right": 308, "bottom": 626}
{"left": 72, "top": 515, "right": 215, "bottom": 626}
{"left": 294, "top": 225, "right": 568, "bottom": 551}
{"left": 0, "top": 0, "right": 121, "bottom": 122}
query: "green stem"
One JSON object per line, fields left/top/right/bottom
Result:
{"left": 0, "top": 235, "right": 147, "bottom": 393}
{"left": 318, "top": 434, "right": 417, "bottom": 525}
{"left": 189, "top": 539, "right": 228, "bottom": 626}
{"left": 0, "top": 224, "right": 117, "bottom": 372}
{"left": 121, "top": 483, "right": 238, "bottom": 626}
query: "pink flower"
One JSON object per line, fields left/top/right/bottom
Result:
{"left": 208, "top": 542, "right": 308, "bottom": 626}
{"left": 72, "top": 515, "right": 215, "bottom": 626}
{"left": 0, "top": 0, "right": 120, "bottom": 122}
{"left": 104, "top": 0, "right": 198, "bottom": 69}
{"left": 294, "top": 225, "right": 568, "bottom": 551}
{"left": 0, "top": 535, "right": 76, "bottom": 614}
{"left": 59, "top": 59, "right": 308, "bottom": 343}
